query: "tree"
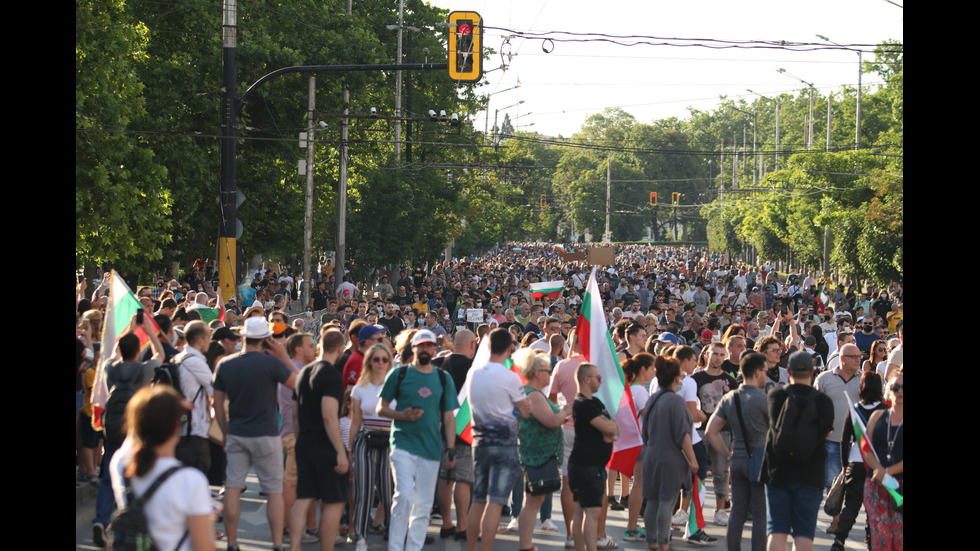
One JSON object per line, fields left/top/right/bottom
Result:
{"left": 76, "top": 0, "right": 172, "bottom": 271}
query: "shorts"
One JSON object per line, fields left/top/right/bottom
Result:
{"left": 765, "top": 482, "right": 823, "bottom": 540}
{"left": 439, "top": 444, "right": 474, "bottom": 485}
{"left": 225, "top": 434, "right": 285, "bottom": 493}
{"left": 295, "top": 440, "right": 349, "bottom": 503}
{"left": 568, "top": 462, "right": 606, "bottom": 508}
{"left": 561, "top": 429, "right": 575, "bottom": 477}
{"left": 472, "top": 445, "right": 521, "bottom": 505}
{"left": 79, "top": 413, "right": 103, "bottom": 449}
{"left": 282, "top": 432, "right": 298, "bottom": 486}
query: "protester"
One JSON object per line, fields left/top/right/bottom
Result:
{"left": 861, "top": 369, "right": 903, "bottom": 551}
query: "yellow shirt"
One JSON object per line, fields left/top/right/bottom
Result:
{"left": 887, "top": 311, "right": 903, "bottom": 334}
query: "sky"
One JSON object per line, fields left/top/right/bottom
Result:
{"left": 425, "top": 0, "right": 904, "bottom": 138}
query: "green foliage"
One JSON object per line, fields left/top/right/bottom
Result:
{"left": 76, "top": 0, "right": 172, "bottom": 270}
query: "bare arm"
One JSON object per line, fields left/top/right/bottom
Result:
{"left": 322, "top": 396, "right": 348, "bottom": 474}
{"left": 530, "top": 391, "right": 570, "bottom": 429}
{"left": 188, "top": 513, "right": 217, "bottom": 551}
{"left": 704, "top": 414, "right": 729, "bottom": 457}
{"left": 213, "top": 390, "right": 228, "bottom": 447}
{"left": 349, "top": 397, "right": 363, "bottom": 452}
{"left": 590, "top": 412, "right": 619, "bottom": 442}
{"left": 377, "top": 398, "right": 423, "bottom": 422}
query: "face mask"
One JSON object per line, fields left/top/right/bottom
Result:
{"left": 233, "top": 341, "right": 243, "bottom": 351}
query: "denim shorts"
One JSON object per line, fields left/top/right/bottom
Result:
{"left": 765, "top": 482, "right": 823, "bottom": 540}
{"left": 472, "top": 445, "right": 521, "bottom": 504}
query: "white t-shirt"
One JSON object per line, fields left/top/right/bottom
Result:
{"left": 351, "top": 381, "right": 393, "bottom": 429}
{"left": 111, "top": 442, "right": 212, "bottom": 551}
{"left": 466, "top": 361, "right": 525, "bottom": 447}
{"left": 630, "top": 384, "right": 649, "bottom": 432}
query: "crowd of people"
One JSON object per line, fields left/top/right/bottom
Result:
{"left": 76, "top": 243, "right": 904, "bottom": 551}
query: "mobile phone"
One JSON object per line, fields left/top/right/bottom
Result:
{"left": 136, "top": 309, "right": 144, "bottom": 324}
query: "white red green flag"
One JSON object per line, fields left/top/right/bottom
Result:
{"left": 849, "top": 398, "right": 904, "bottom": 508}
{"left": 90, "top": 271, "right": 159, "bottom": 429}
{"left": 683, "top": 475, "right": 709, "bottom": 537}
{"left": 554, "top": 245, "right": 567, "bottom": 253}
{"left": 455, "top": 335, "right": 525, "bottom": 445}
{"left": 530, "top": 280, "right": 564, "bottom": 300}
{"left": 575, "top": 267, "right": 643, "bottom": 476}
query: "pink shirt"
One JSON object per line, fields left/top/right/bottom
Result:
{"left": 550, "top": 355, "right": 586, "bottom": 430}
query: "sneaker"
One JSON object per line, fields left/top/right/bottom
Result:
{"left": 596, "top": 536, "right": 618, "bottom": 549}
{"left": 302, "top": 529, "right": 320, "bottom": 543}
{"left": 356, "top": 539, "right": 368, "bottom": 551}
{"left": 671, "top": 509, "right": 688, "bottom": 526}
{"left": 499, "top": 518, "right": 519, "bottom": 532}
{"left": 608, "top": 496, "right": 625, "bottom": 511}
{"left": 92, "top": 522, "right": 107, "bottom": 548}
{"left": 454, "top": 530, "right": 468, "bottom": 541}
{"left": 830, "top": 540, "right": 846, "bottom": 551}
{"left": 623, "top": 527, "right": 646, "bottom": 542}
{"left": 440, "top": 526, "right": 456, "bottom": 539}
{"left": 714, "top": 509, "right": 729, "bottom": 527}
{"left": 826, "top": 519, "right": 839, "bottom": 534}
{"left": 686, "top": 530, "right": 717, "bottom": 546}
{"left": 424, "top": 535, "right": 435, "bottom": 545}
{"left": 565, "top": 537, "right": 576, "bottom": 549}
{"left": 369, "top": 523, "right": 385, "bottom": 534}
{"left": 539, "top": 519, "right": 560, "bottom": 533}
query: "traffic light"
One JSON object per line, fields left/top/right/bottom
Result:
{"left": 649, "top": 192, "right": 658, "bottom": 206}
{"left": 540, "top": 194, "right": 547, "bottom": 208}
{"left": 672, "top": 192, "right": 680, "bottom": 205}
{"left": 448, "top": 11, "right": 482, "bottom": 83}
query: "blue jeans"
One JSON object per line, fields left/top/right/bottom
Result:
{"left": 472, "top": 445, "right": 521, "bottom": 505}
{"left": 389, "top": 448, "right": 440, "bottom": 551}
{"left": 765, "top": 482, "right": 822, "bottom": 540}
{"left": 824, "top": 439, "right": 843, "bottom": 489}
{"left": 93, "top": 439, "right": 121, "bottom": 526}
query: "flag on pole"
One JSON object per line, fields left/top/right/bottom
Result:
{"left": 553, "top": 245, "right": 567, "bottom": 253}
{"left": 575, "top": 267, "right": 643, "bottom": 476}
{"left": 91, "top": 271, "right": 159, "bottom": 429}
{"left": 187, "top": 303, "right": 225, "bottom": 324}
{"left": 530, "top": 280, "right": 564, "bottom": 300}
{"left": 455, "top": 330, "right": 526, "bottom": 445}
{"left": 683, "top": 475, "right": 709, "bottom": 538}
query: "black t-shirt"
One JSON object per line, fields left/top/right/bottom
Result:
{"left": 569, "top": 394, "right": 613, "bottom": 467}
{"left": 719, "top": 360, "right": 741, "bottom": 381}
{"left": 295, "top": 360, "right": 344, "bottom": 449}
{"left": 691, "top": 369, "right": 737, "bottom": 422}
{"left": 763, "top": 384, "right": 835, "bottom": 488}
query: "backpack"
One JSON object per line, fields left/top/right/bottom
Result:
{"left": 150, "top": 355, "right": 204, "bottom": 437}
{"left": 103, "top": 363, "right": 143, "bottom": 446}
{"left": 394, "top": 365, "right": 449, "bottom": 410}
{"left": 768, "top": 387, "right": 820, "bottom": 463}
{"left": 107, "top": 466, "right": 188, "bottom": 551}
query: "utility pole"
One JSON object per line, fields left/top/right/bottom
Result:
{"left": 218, "top": 0, "right": 238, "bottom": 299}
{"left": 336, "top": 0, "right": 352, "bottom": 277}
{"left": 303, "top": 77, "right": 315, "bottom": 307}
{"left": 604, "top": 152, "right": 611, "bottom": 243}
{"left": 826, "top": 93, "right": 833, "bottom": 151}
{"left": 394, "top": 0, "right": 404, "bottom": 160}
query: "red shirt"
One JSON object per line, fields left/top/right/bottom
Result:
{"left": 341, "top": 350, "right": 364, "bottom": 387}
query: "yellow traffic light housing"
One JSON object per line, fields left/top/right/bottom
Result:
{"left": 448, "top": 11, "right": 482, "bottom": 83}
{"left": 540, "top": 194, "right": 547, "bottom": 208}
{"left": 650, "top": 192, "right": 658, "bottom": 206}
{"left": 672, "top": 192, "right": 680, "bottom": 205}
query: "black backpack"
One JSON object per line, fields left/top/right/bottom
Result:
{"left": 107, "top": 466, "right": 188, "bottom": 551}
{"left": 768, "top": 387, "right": 820, "bottom": 463}
{"left": 152, "top": 354, "right": 205, "bottom": 437}
{"left": 103, "top": 364, "right": 143, "bottom": 446}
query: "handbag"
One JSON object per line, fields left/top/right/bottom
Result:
{"left": 523, "top": 456, "right": 561, "bottom": 496}
{"left": 364, "top": 430, "right": 390, "bottom": 451}
{"left": 824, "top": 469, "right": 846, "bottom": 515}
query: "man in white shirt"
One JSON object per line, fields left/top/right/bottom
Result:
{"left": 175, "top": 320, "right": 215, "bottom": 474}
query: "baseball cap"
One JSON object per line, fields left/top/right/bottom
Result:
{"left": 656, "top": 332, "right": 679, "bottom": 345}
{"left": 787, "top": 350, "right": 814, "bottom": 374}
{"left": 411, "top": 329, "right": 438, "bottom": 346}
{"left": 358, "top": 324, "right": 387, "bottom": 341}
{"left": 212, "top": 326, "right": 241, "bottom": 341}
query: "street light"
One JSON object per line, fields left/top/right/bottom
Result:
{"left": 747, "top": 88, "right": 781, "bottom": 173}
{"left": 817, "top": 34, "right": 862, "bottom": 150}
{"left": 483, "top": 84, "right": 521, "bottom": 139}
{"left": 777, "top": 68, "right": 815, "bottom": 150}
{"left": 493, "top": 100, "right": 524, "bottom": 140}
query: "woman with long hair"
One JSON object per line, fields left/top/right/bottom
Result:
{"left": 832, "top": 371, "right": 888, "bottom": 551}
{"left": 348, "top": 343, "right": 396, "bottom": 549}
{"left": 110, "top": 385, "right": 216, "bottom": 551}
{"left": 621, "top": 353, "right": 656, "bottom": 542}
{"left": 514, "top": 348, "right": 571, "bottom": 551}
{"left": 864, "top": 341, "right": 888, "bottom": 374}
{"left": 862, "top": 369, "right": 903, "bottom": 551}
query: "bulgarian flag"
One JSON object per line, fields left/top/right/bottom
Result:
{"left": 683, "top": 475, "right": 709, "bottom": 537}
{"left": 455, "top": 334, "right": 525, "bottom": 445}
{"left": 530, "top": 280, "right": 564, "bottom": 300}
{"left": 91, "top": 271, "right": 160, "bottom": 429}
{"left": 554, "top": 245, "right": 567, "bottom": 253}
{"left": 187, "top": 303, "right": 225, "bottom": 323}
{"left": 575, "top": 267, "right": 643, "bottom": 476}
{"left": 848, "top": 397, "right": 904, "bottom": 508}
